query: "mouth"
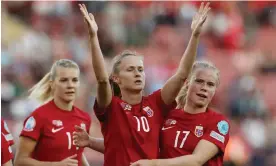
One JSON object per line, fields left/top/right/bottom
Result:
{"left": 196, "top": 93, "right": 207, "bottom": 99}
{"left": 135, "top": 80, "right": 142, "bottom": 85}
{"left": 65, "top": 91, "right": 75, "bottom": 95}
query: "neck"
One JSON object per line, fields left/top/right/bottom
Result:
{"left": 120, "top": 90, "right": 143, "bottom": 105}
{"left": 183, "top": 101, "right": 207, "bottom": 114}
{"left": 53, "top": 98, "right": 73, "bottom": 111}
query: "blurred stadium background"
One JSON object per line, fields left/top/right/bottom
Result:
{"left": 1, "top": 1, "right": 276, "bottom": 166}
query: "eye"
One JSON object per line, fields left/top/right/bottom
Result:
{"left": 73, "top": 78, "right": 79, "bottom": 82}
{"left": 207, "top": 82, "right": 215, "bottom": 87}
{"left": 138, "top": 68, "right": 144, "bottom": 72}
{"left": 195, "top": 79, "right": 204, "bottom": 84}
{"left": 60, "top": 79, "right": 67, "bottom": 82}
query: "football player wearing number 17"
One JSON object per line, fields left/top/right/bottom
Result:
{"left": 74, "top": 2, "right": 208, "bottom": 166}
{"left": 130, "top": 3, "right": 230, "bottom": 166}
{"left": 14, "top": 59, "right": 91, "bottom": 166}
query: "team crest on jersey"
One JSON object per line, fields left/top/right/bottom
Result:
{"left": 143, "top": 106, "right": 154, "bottom": 117}
{"left": 217, "top": 120, "right": 229, "bottom": 135}
{"left": 80, "top": 122, "right": 86, "bottom": 129}
{"left": 194, "top": 125, "right": 204, "bottom": 137}
{"left": 120, "top": 102, "right": 132, "bottom": 111}
{"left": 24, "top": 116, "right": 36, "bottom": 131}
{"left": 52, "top": 120, "right": 63, "bottom": 127}
{"left": 165, "top": 119, "right": 177, "bottom": 126}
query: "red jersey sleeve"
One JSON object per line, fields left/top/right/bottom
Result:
{"left": 20, "top": 113, "right": 44, "bottom": 141}
{"left": 1, "top": 134, "right": 13, "bottom": 164}
{"left": 93, "top": 97, "right": 116, "bottom": 122}
{"left": 202, "top": 117, "right": 230, "bottom": 153}
{"left": 1, "top": 119, "right": 14, "bottom": 145}
{"left": 148, "top": 89, "right": 177, "bottom": 116}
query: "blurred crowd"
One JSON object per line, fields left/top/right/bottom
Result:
{"left": 1, "top": 1, "right": 276, "bottom": 166}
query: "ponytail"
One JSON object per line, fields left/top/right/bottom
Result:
{"left": 29, "top": 72, "right": 53, "bottom": 103}
{"left": 109, "top": 78, "right": 121, "bottom": 97}
{"left": 176, "top": 83, "right": 189, "bottom": 109}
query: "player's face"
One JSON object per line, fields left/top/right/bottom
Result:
{"left": 52, "top": 67, "right": 80, "bottom": 103}
{"left": 187, "top": 68, "right": 218, "bottom": 107}
{"left": 115, "top": 56, "right": 145, "bottom": 92}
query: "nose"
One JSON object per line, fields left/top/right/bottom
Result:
{"left": 134, "top": 69, "right": 141, "bottom": 77}
{"left": 67, "top": 80, "right": 75, "bottom": 88}
{"left": 200, "top": 83, "right": 207, "bottom": 92}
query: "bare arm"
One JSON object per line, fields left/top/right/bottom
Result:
{"left": 81, "top": 154, "right": 90, "bottom": 166}
{"left": 14, "top": 137, "right": 78, "bottom": 166}
{"left": 131, "top": 140, "right": 219, "bottom": 166}
{"left": 161, "top": 2, "right": 210, "bottom": 105}
{"left": 3, "top": 160, "right": 13, "bottom": 166}
{"left": 87, "top": 137, "right": 105, "bottom": 154}
{"left": 156, "top": 140, "right": 219, "bottom": 166}
{"left": 79, "top": 4, "right": 112, "bottom": 108}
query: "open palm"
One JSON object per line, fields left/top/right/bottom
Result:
{"left": 73, "top": 125, "right": 90, "bottom": 148}
{"left": 191, "top": 2, "right": 211, "bottom": 36}
{"left": 79, "top": 4, "right": 98, "bottom": 37}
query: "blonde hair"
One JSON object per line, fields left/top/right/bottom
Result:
{"left": 110, "top": 50, "right": 143, "bottom": 97}
{"left": 176, "top": 61, "right": 220, "bottom": 109}
{"left": 29, "top": 59, "right": 80, "bottom": 103}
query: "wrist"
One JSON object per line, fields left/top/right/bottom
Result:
{"left": 50, "top": 162, "right": 59, "bottom": 166}
{"left": 88, "top": 136, "right": 94, "bottom": 148}
{"left": 192, "top": 31, "right": 201, "bottom": 38}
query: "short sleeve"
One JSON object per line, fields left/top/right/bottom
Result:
{"left": 20, "top": 113, "right": 44, "bottom": 141}
{"left": 93, "top": 97, "right": 115, "bottom": 122}
{"left": 148, "top": 89, "right": 177, "bottom": 117}
{"left": 1, "top": 134, "right": 13, "bottom": 164}
{"left": 1, "top": 119, "right": 14, "bottom": 145}
{"left": 202, "top": 117, "right": 230, "bottom": 153}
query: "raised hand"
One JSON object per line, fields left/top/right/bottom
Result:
{"left": 191, "top": 2, "right": 211, "bottom": 36}
{"left": 79, "top": 3, "right": 98, "bottom": 37}
{"left": 73, "top": 125, "right": 90, "bottom": 148}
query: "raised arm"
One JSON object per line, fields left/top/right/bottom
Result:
{"left": 14, "top": 137, "right": 78, "bottom": 166}
{"left": 79, "top": 4, "right": 112, "bottom": 108}
{"left": 161, "top": 2, "right": 210, "bottom": 105}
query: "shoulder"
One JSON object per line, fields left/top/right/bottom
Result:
{"left": 30, "top": 101, "right": 52, "bottom": 117}
{"left": 207, "top": 108, "right": 230, "bottom": 135}
{"left": 74, "top": 106, "right": 91, "bottom": 121}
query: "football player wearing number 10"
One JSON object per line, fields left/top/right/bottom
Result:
{"left": 14, "top": 59, "right": 91, "bottom": 166}
{"left": 76, "top": 2, "right": 208, "bottom": 165}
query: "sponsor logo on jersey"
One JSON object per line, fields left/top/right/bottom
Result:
{"left": 210, "top": 131, "right": 225, "bottom": 143}
{"left": 24, "top": 116, "right": 36, "bottom": 132}
{"left": 162, "top": 119, "right": 177, "bottom": 130}
{"left": 120, "top": 102, "right": 132, "bottom": 111}
{"left": 217, "top": 120, "right": 229, "bottom": 135}
{"left": 52, "top": 127, "right": 64, "bottom": 133}
{"left": 81, "top": 122, "right": 86, "bottom": 129}
{"left": 52, "top": 120, "right": 63, "bottom": 127}
{"left": 165, "top": 119, "right": 177, "bottom": 126}
{"left": 194, "top": 125, "right": 204, "bottom": 137}
{"left": 143, "top": 106, "right": 154, "bottom": 117}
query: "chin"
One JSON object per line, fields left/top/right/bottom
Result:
{"left": 63, "top": 97, "right": 75, "bottom": 103}
{"left": 194, "top": 101, "right": 207, "bottom": 108}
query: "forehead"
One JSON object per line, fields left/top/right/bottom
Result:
{"left": 120, "top": 56, "right": 144, "bottom": 68}
{"left": 193, "top": 68, "right": 217, "bottom": 83}
{"left": 55, "top": 67, "right": 79, "bottom": 78}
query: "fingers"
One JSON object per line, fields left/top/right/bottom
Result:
{"left": 75, "top": 125, "right": 85, "bottom": 131}
{"left": 67, "top": 154, "right": 78, "bottom": 159}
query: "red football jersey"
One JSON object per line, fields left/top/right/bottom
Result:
{"left": 1, "top": 119, "right": 14, "bottom": 145}
{"left": 1, "top": 133, "right": 13, "bottom": 164}
{"left": 94, "top": 90, "right": 175, "bottom": 166}
{"left": 160, "top": 108, "right": 230, "bottom": 166}
{"left": 20, "top": 100, "right": 91, "bottom": 166}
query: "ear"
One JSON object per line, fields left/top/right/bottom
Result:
{"left": 112, "top": 75, "right": 120, "bottom": 84}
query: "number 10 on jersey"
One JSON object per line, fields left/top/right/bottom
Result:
{"left": 134, "top": 116, "right": 150, "bottom": 132}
